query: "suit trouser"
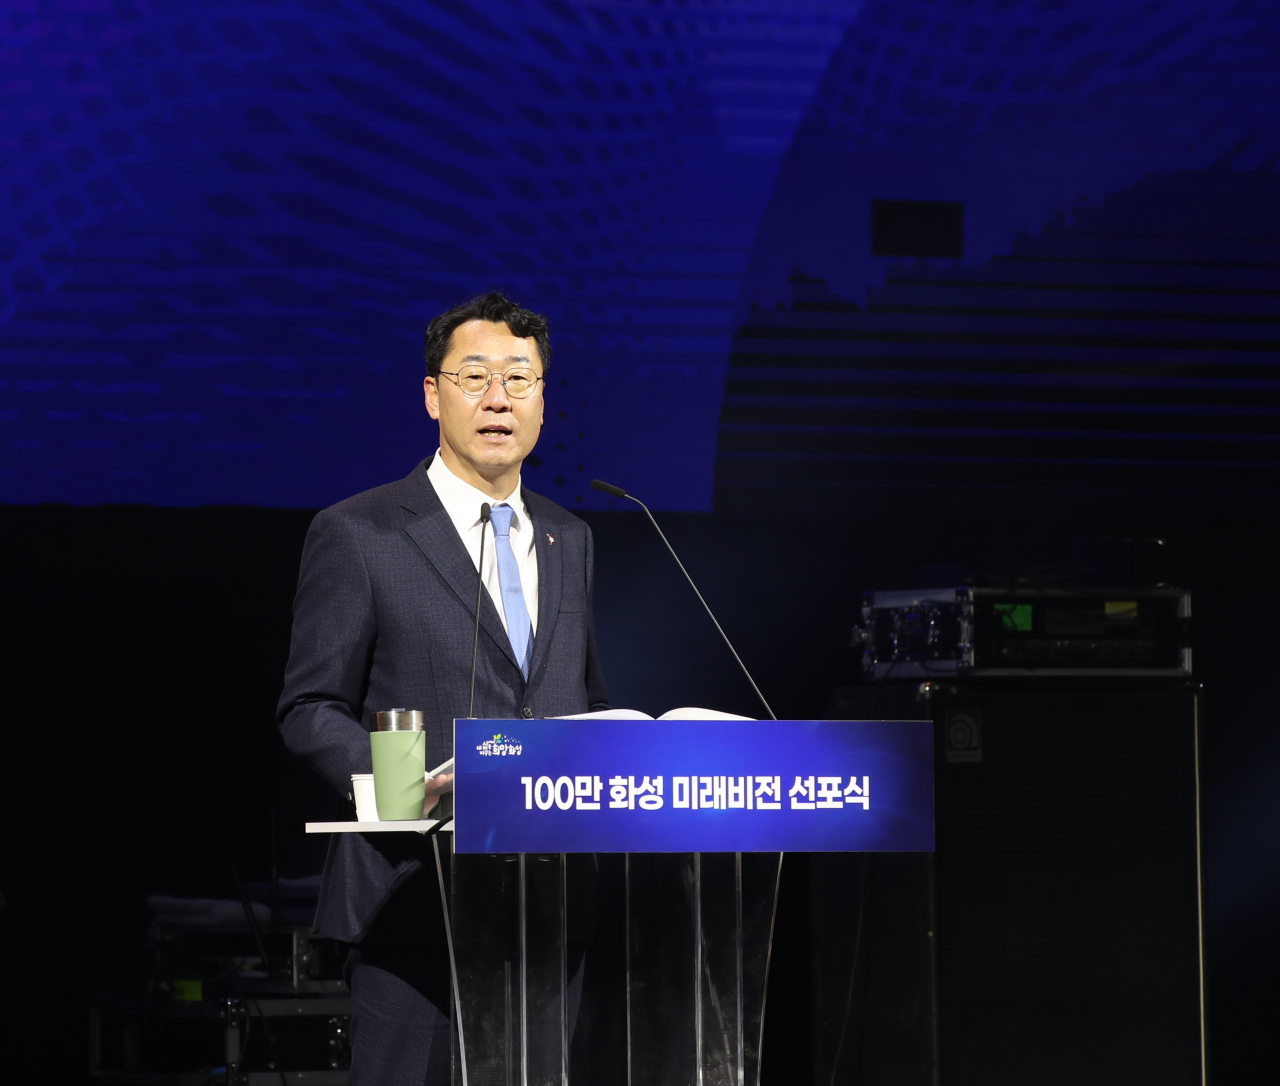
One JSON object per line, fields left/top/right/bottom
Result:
{"left": 342, "top": 855, "right": 593, "bottom": 1085}
{"left": 344, "top": 861, "right": 452, "bottom": 1086}
{"left": 345, "top": 944, "right": 452, "bottom": 1086}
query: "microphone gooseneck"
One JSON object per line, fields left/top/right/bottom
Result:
{"left": 591, "top": 478, "right": 628, "bottom": 500}
{"left": 468, "top": 502, "right": 492, "bottom": 719}
{"left": 590, "top": 478, "right": 777, "bottom": 720}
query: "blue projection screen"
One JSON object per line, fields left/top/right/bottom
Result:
{"left": 4, "top": 1, "right": 1279, "bottom": 511}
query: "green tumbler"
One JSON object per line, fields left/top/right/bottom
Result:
{"left": 370, "top": 709, "right": 426, "bottom": 820}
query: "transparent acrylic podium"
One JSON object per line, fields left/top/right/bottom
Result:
{"left": 309, "top": 717, "right": 934, "bottom": 1083}
{"left": 449, "top": 848, "right": 783, "bottom": 1086}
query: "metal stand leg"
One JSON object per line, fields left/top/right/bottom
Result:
{"left": 434, "top": 834, "right": 469, "bottom": 1086}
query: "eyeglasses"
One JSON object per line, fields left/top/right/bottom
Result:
{"left": 439, "top": 365, "right": 543, "bottom": 399}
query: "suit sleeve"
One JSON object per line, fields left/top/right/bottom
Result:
{"left": 583, "top": 522, "right": 611, "bottom": 712}
{"left": 277, "top": 508, "right": 377, "bottom": 795}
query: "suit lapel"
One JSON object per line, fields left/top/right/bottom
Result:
{"left": 400, "top": 465, "right": 520, "bottom": 673}
{"left": 526, "top": 498, "right": 562, "bottom": 683}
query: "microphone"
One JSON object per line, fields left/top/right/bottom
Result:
{"left": 468, "top": 502, "right": 492, "bottom": 719}
{"left": 591, "top": 478, "right": 777, "bottom": 720}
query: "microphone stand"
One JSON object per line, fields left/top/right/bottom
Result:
{"left": 468, "top": 502, "right": 492, "bottom": 719}
{"left": 591, "top": 479, "right": 777, "bottom": 720}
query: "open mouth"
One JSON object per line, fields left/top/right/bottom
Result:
{"left": 477, "top": 425, "right": 513, "bottom": 441}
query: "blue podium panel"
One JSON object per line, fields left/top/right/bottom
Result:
{"left": 454, "top": 719, "right": 934, "bottom": 854}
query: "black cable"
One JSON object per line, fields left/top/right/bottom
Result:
{"left": 223, "top": 996, "right": 288, "bottom": 1086}
{"left": 827, "top": 853, "right": 871, "bottom": 1086}
{"left": 248, "top": 996, "right": 289, "bottom": 1086}
{"left": 228, "top": 856, "right": 274, "bottom": 975}
{"left": 270, "top": 807, "right": 280, "bottom": 955}
{"left": 227, "top": 855, "right": 288, "bottom": 1086}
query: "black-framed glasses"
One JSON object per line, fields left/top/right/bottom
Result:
{"left": 439, "top": 365, "right": 543, "bottom": 399}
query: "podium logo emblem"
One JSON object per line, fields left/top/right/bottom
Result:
{"left": 476, "top": 733, "right": 523, "bottom": 757}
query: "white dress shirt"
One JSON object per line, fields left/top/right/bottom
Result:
{"left": 427, "top": 450, "right": 539, "bottom": 635}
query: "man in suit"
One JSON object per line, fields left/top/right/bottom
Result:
{"left": 277, "top": 291, "right": 610, "bottom": 1084}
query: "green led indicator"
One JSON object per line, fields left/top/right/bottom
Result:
{"left": 995, "top": 603, "right": 1033, "bottom": 632}
{"left": 172, "top": 979, "right": 203, "bottom": 1002}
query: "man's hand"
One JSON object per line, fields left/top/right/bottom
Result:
{"left": 423, "top": 772, "right": 454, "bottom": 817}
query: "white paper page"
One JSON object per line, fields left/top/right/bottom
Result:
{"left": 426, "top": 757, "right": 454, "bottom": 779}
{"left": 553, "top": 708, "right": 655, "bottom": 720}
{"left": 657, "top": 707, "right": 755, "bottom": 721}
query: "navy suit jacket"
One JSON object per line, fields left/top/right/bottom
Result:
{"left": 277, "top": 457, "right": 610, "bottom": 942}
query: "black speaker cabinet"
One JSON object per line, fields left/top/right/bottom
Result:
{"left": 931, "top": 685, "right": 1206, "bottom": 1086}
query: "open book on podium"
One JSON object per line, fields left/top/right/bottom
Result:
{"left": 558, "top": 701, "right": 747, "bottom": 722}
{"left": 559, "top": 706, "right": 752, "bottom": 720}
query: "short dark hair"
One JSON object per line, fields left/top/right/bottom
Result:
{"left": 424, "top": 291, "right": 551, "bottom": 379}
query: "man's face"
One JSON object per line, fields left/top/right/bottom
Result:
{"left": 424, "top": 319, "right": 545, "bottom": 483}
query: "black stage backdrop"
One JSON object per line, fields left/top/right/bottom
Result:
{"left": 2, "top": 499, "right": 1278, "bottom": 1083}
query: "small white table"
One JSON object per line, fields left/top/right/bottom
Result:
{"left": 305, "top": 819, "right": 453, "bottom": 835}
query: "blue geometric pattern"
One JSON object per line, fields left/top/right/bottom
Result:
{"left": 2, "top": 1, "right": 1278, "bottom": 512}
{"left": 0, "top": 0, "right": 855, "bottom": 508}
{"left": 715, "top": 0, "right": 1280, "bottom": 510}
{"left": 718, "top": 161, "right": 1280, "bottom": 508}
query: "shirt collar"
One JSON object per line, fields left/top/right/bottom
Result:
{"left": 427, "top": 449, "right": 525, "bottom": 530}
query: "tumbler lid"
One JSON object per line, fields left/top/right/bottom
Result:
{"left": 377, "top": 708, "right": 425, "bottom": 732}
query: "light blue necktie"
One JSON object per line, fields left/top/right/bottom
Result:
{"left": 488, "top": 503, "right": 534, "bottom": 678}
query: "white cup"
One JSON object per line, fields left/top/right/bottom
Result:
{"left": 351, "top": 773, "right": 378, "bottom": 822}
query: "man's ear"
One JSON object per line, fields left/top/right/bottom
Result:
{"left": 424, "top": 376, "right": 440, "bottom": 420}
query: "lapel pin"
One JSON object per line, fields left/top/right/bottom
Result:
{"left": 547, "top": 533, "right": 555, "bottom": 545}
